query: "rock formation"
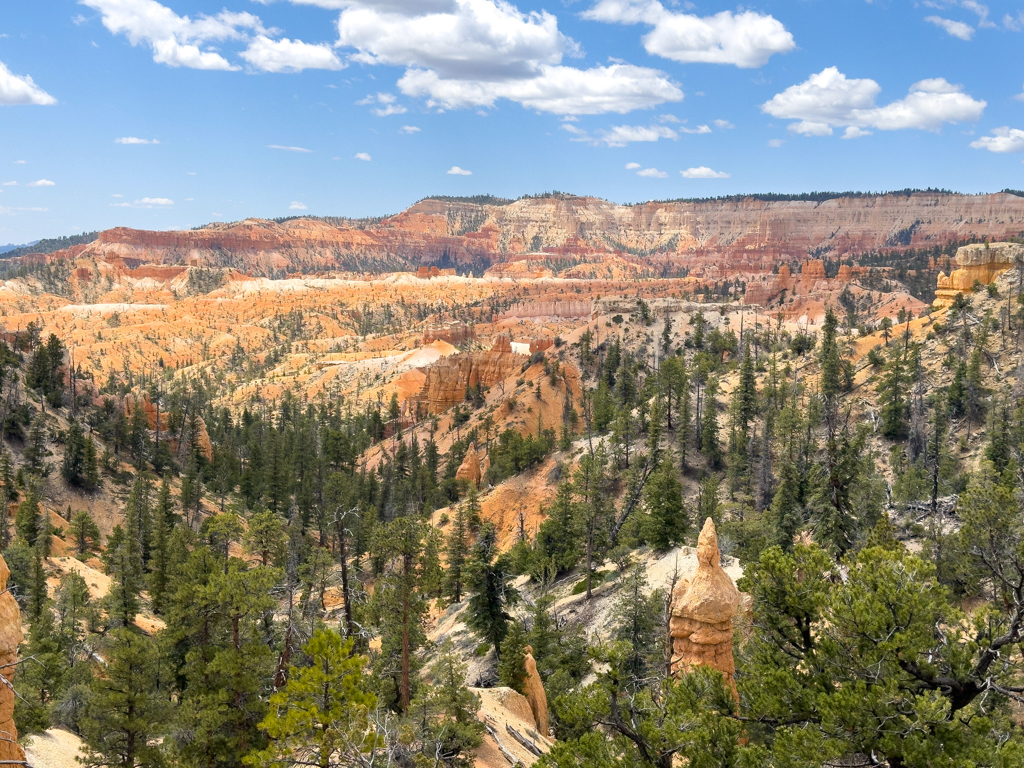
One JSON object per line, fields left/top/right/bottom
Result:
{"left": 497, "top": 301, "right": 592, "bottom": 321}
{"left": 0, "top": 556, "right": 25, "bottom": 765}
{"left": 423, "top": 320, "right": 474, "bottom": 346}
{"left": 24, "top": 192, "right": 1024, "bottom": 277}
{"left": 522, "top": 645, "right": 549, "bottom": 737}
{"left": 414, "top": 335, "right": 525, "bottom": 415}
{"left": 934, "top": 242, "right": 1024, "bottom": 308}
{"left": 455, "top": 443, "right": 483, "bottom": 488}
{"left": 670, "top": 518, "right": 741, "bottom": 693}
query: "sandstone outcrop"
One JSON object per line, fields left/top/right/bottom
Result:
{"left": 497, "top": 301, "right": 592, "bottom": 321}
{"left": 522, "top": 645, "right": 549, "bottom": 737}
{"left": 0, "top": 556, "right": 25, "bottom": 765}
{"left": 423, "top": 320, "right": 474, "bottom": 346}
{"left": 670, "top": 518, "right": 741, "bottom": 693}
{"left": 455, "top": 443, "right": 483, "bottom": 488}
{"left": 25, "top": 192, "right": 1024, "bottom": 278}
{"left": 414, "top": 335, "right": 525, "bottom": 415}
{"left": 934, "top": 242, "right": 1024, "bottom": 307}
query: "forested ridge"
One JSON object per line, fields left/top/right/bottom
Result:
{"left": 5, "top": 265, "right": 1024, "bottom": 768}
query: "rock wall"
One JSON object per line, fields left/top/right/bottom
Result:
{"left": 670, "top": 519, "right": 741, "bottom": 693}
{"left": 497, "top": 301, "right": 592, "bottom": 321}
{"left": 33, "top": 192, "right": 1024, "bottom": 277}
{"left": 414, "top": 335, "right": 525, "bottom": 414}
{"left": 934, "top": 242, "right": 1024, "bottom": 307}
{"left": 0, "top": 556, "right": 25, "bottom": 765}
{"left": 423, "top": 320, "right": 474, "bottom": 346}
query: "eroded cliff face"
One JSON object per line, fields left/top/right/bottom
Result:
{"left": 31, "top": 192, "right": 1024, "bottom": 277}
{"left": 414, "top": 335, "right": 526, "bottom": 415}
{"left": 0, "top": 556, "right": 25, "bottom": 765}
{"left": 934, "top": 242, "right": 1024, "bottom": 307}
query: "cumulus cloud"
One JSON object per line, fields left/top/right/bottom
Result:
{"left": 28, "top": 179, "right": 55, "bottom": 187}
{"left": 0, "top": 60, "right": 57, "bottom": 105}
{"left": 400, "top": 125, "right": 421, "bottom": 133}
{"left": 596, "top": 124, "right": 677, "bottom": 146}
{"left": 681, "top": 166, "right": 729, "bottom": 178}
{"left": 679, "top": 124, "right": 711, "bottom": 134}
{"left": 267, "top": 144, "right": 313, "bottom": 152}
{"left": 762, "top": 67, "right": 986, "bottom": 136}
{"left": 970, "top": 127, "right": 1024, "bottom": 153}
{"left": 355, "top": 152, "right": 371, "bottom": 161}
{"left": 289, "top": 201, "right": 308, "bottom": 210}
{"left": 637, "top": 167, "right": 667, "bottom": 177}
{"left": 82, "top": 0, "right": 338, "bottom": 73}
{"left": 925, "top": 16, "right": 974, "bottom": 39}
{"left": 582, "top": 0, "right": 795, "bottom": 68}
{"left": 241, "top": 35, "right": 344, "bottom": 72}
{"left": 329, "top": 0, "right": 680, "bottom": 115}
{"left": 713, "top": 119, "right": 734, "bottom": 129}
{"left": 625, "top": 162, "right": 641, "bottom": 169}
{"left": 447, "top": 165, "right": 472, "bottom": 175}
{"left": 115, "top": 136, "right": 160, "bottom": 144}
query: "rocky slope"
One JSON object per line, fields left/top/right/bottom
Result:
{"left": 19, "top": 192, "right": 1024, "bottom": 277}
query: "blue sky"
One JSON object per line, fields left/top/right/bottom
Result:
{"left": 0, "top": 0, "right": 1021, "bottom": 243}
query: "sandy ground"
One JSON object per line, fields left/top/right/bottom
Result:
{"left": 473, "top": 687, "right": 552, "bottom": 768}
{"left": 23, "top": 729, "right": 83, "bottom": 768}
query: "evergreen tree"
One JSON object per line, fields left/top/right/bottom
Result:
{"left": 147, "top": 480, "right": 175, "bottom": 614}
{"left": 466, "top": 524, "right": 518, "bottom": 659}
{"left": 642, "top": 457, "right": 686, "bottom": 550}
{"left": 68, "top": 510, "right": 101, "bottom": 556}
{"left": 104, "top": 524, "right": 143, "bottom": 629}
{"left": 246, "top": 629, "right": 376, "bottom": 768}
{"left": 62, "top": 420, "right": 87, "bottom": 487}
{"left": 414, "top": 639, "right": 484, "bottom": 768}
{"left": 877, "top": 345, "right": 910, "bottom": 439}
{"left": 79, "top": 628, "right": 171, "bottom": 768}
{"left": 497, "top": 621, "right": 528, "bottom": 693}
{"left": 699, "top": 377, "right": 721, "bottom": 468}
{"left": 444, "top": 500, "right": 470, "bottom": 604}
{"left": 15, "top": 486, "right": 44, "bottom": 546}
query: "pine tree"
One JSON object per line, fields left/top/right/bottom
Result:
{"left": 444, "top": 501, "right": 470, "bottom": 604}
{"left": 15, "top": 486, "right": 43, "bottom": 546}
{"left": 62, "top": 420, "right": 87, "bottom": 487}
{"left": 497, "top": 620, "right": 528, "bottom": 693}
{"left": 79, "top": 628, "right": 171, "bottom": 768}
{"left": 466, "top": 524, "right": 518, "bottom": 659}
{"left": 24, "top": 416, "right": 48, "bottom": 475}
{"left": 147, "top": 480, "right": 174, "bottom": 614}
{"left": 415, "top": 639, "right": 484, "bottom": 768}
{"left": 246, "top": 629, "right": 376, "bottom": 768}
{"left": 68, "top": 510, "right": 101, "bottom": 556}
{"left": 104, "top": 524, "right": 143, "bottom": 629}
{"left": 877, "top": 346, "right": 910, "bottom": 439}
{"left": 699, "top": 377, "right": 721, "bottom": 468}
{"left": 643, "top": 456, "right": 687, "bottom": 550}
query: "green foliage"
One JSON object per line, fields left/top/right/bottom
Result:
{"left": 246, "top": 629, "right": 377, "bottom": 768}
{"left": 497, "top": 620, "right": 528, "bottom": 693}
{"left": 466, "top": 524, "right": 519, "bottom": 658}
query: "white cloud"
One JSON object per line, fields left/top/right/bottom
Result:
{"left": 332, "top": 0, "right": 680, "bottom": 115}
{"left": 289, "top": 201, "right": 308, "bottom": 210}
{"left": 447, "top": 165, "right": 472, "bottom": 175}
{"left": 400, "top": 62, "right": 681, "bottom": 115}
{"left": 400, "top": 125, "right": 421, "bottom": 133}
{"left": 358, "top": 92, "right": 408, "bottom": 116}
{"left": 762, "top": 67, "right": 986, "bottom": 135}
{"left": 81, "top": 0, "right": 264, "bottom": 70}
{"left": 583, "top": 1, "right": 795, "bottom": 68}
{"left": 113, "top": 196, "right": 174, "bottom": 208}
{"left": 241, "top": 35, "right": 344, "bottom": 72}
{"left": 713, "top": 119, "right": 733, "bottom": 129}
{"left": 679, "top": 124, "right": 711, "bottom": 134}
{"left": 184, "top": 197, "right": 194, "bottom": 200}
{"left": 658, "top": 114, "right": 678, "bottom": 123}
{"left": 115, "top": 136, "right": 160, "bottom": 144}
{"left": 1014, "top": 84, "right": 1024, "bottom": 102}
{"left": 2, "top": 182, "right": 16, "bottom": 186}
{"left": 625, "top": 162, "right": 641, "bottom": 169}
{"left": 843, "top": 126, "right": 872, "bottom": 139}
{"left": 111, "top": 193, "right": 124, "bottom": 197}
{"left": 13, "top": 161, "right": 25, "bottom": 164}
{"left": 0, "top": 60, "right": 57, "bottom": 105}
{"left": 593, "top": 124, "right": 677, "bottom": 146}
{"left": 637, "top": 167, "right": 667, "bottom": 178}
{"left": 82, "top": 0, "right": 338, "bottom": 74}
{"left": 925, "top": 16, "right": 974, "bottom": 39}
{"left": 970, "top": 126, "right": 1024, "bottom": 153}
{"left": 267, "top": 144, "right": 313, "bottom": 152}
{"left": 768, "top": 138, "right": 784, "bottom": 147}
{"left": 355, "top": 152, "right": 371, "bottom": 161}
{"left": 681, "top": 166, "right": 729, "bottom": 178}
{"left": 28, "top": 179, "right": 55, "bottom": 187}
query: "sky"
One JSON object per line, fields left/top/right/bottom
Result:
{"left": 0, "top": 0, "right": 1022, "bottom": 243}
